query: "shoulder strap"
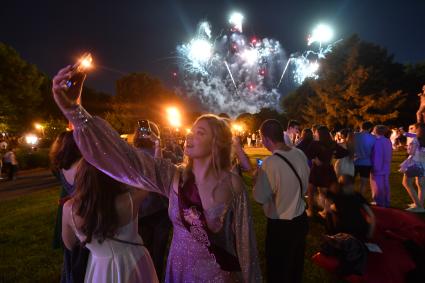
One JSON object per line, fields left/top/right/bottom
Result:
{"left": 108, "top": 236, "right": 144, "bottom": 246}
{"left": 274, "top": 152, "right": 303, "bottom": 198}
{"left": 70, "top": 201, "right": 81, "bottom": 237}
{"left": 128, "top": 192, "right": 134, "bottom": 219}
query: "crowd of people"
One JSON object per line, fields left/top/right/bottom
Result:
{"left": 0, "top": 138, "right": 18, "bottom": 181}
{"left": 47, "top": 65, "right": 425, "bottom": 282}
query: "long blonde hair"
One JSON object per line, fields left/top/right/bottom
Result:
{"left": 184, "top": 114, "right": 232, "bottom": 178}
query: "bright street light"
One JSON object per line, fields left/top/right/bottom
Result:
{"left": 25, "top": 134, "right": 38, "bottom": 145}
{"left": 166, "top": 107, "right": 182, "bottom": 128}
{"left": 34, "top": 123, "right": 45, "bottom": 137}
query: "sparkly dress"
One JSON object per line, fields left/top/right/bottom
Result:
{"left": 64, "top": 105, "right": 262, "bottom": 283}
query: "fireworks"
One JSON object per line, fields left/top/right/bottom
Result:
{"left": 176, "top": 15, "right": 338, "bottom": 116}
{"left": 308, "top": 24, "right": 333, "bottom": 46}
{"left": 229, "top": 12, "right": 244, "bottom": 32}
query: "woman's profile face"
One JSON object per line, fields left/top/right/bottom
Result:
{"left": 184, "top": 119, "right": 213, "bottom": 159}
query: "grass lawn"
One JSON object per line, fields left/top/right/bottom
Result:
{"left": 0, "top": 148, "right": 423, "bottom": 282}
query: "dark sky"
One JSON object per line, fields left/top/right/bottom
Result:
{"left": 1, "top": 0, "right": 424, "bottom": 94}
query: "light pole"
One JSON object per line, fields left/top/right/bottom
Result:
{"left": 34, "top": 123, "right": 45, "bottom": 137}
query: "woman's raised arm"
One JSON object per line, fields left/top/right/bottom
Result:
{"left": 52, "top": 66, "right": 176, "bottom": 196}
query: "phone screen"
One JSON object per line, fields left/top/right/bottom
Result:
{"left": 138, "top": 120, "right": 151, "bottom": 136}
{"left": 256, "top": 158, "right": 263, "bottom": 167}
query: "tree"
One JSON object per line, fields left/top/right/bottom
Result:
{"left": 235, "top": 112, "right": 256, "bottom": 133}
{"left": 398, "top": 62, "right": 425, "bottom": 124}
{"left": 106, "top": 73, "right": 184, "bottom": 133}
{"left": 0, "top": 42, "right": 44, "bottom": 133}
{"left": 252, "top": 107, "right": 287, "bottom": 131}
{"left": 281, "top": 81, "right": 315, "bottom": 124}
{"left": 282, "top": 35, "right": 406, "bottom": 129}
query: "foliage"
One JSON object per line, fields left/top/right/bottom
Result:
{"left": 105, "top": 73, "right": 184, "bottom": 133}
{"left": 397, "top": 62, "right": 425, "bottom": 125}
{"left": 0, "top": 42, "right": 44, "bottom": 133}
{"left": 37, "top": 75, "right": 113, "bottom": 122}
{"left": 281, "top": 82, "right": 315, "bottom": 124}
{"left": 252, "top": 107, "right": 287, "bottom": 131}
{"left": 235, "top": 112, "right": 256, "bottom": 133}
{"left": 281, "top": 35, "right": 407, "bottom": 129}
{"left": 15, "top": 148, "right": 50, "bottom": 169}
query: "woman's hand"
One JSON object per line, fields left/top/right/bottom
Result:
{"left": 52, "top": 65, "right": 86, "bottom": 111}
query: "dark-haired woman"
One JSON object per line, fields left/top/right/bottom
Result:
{"left": 401, "top": 123, "right": 425, "bottom": 212}
{"left": 62, "top": 160, "right": 158, "bottom": 282}
{"left": 306, "top": 126, "right": 349, "bottom": 217}
{"left": 50, "top": 131, "right": 82, "bottom": 250}
{"left": 296, "top": 128, "right": 314, "bottom": 167}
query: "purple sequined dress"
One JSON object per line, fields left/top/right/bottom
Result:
{"left": 63, "top": 105, "right": 262, "bottom": 283}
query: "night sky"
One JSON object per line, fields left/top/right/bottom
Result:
{"left": 1, "top": 0, "right": 424, "bottom": 94}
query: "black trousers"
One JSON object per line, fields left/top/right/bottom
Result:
{"left": 266, "top": 212, "right": 309, "bottom": 283}
{"left": 5, "top": 163, "right": 17, "bottom": 180}
{"left": 138, "top": 209, "right": 172, "bottom": 280}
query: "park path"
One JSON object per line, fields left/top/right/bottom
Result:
{"left": 0, "top": 168, "right": 59, "bottom": 201}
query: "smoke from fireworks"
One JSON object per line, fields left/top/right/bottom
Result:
{"left": 176, "top": 15, "right": 337, "bottom": 116}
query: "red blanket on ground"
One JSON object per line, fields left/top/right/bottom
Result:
{"left": 312, "top": 206, "right": 425, "bottom": 283}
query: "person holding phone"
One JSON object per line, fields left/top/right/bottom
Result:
{"left": 52, "top": 65, "right": 262, "bottom": 282}
{"left": 256, "top": 158, "right": 263, "bottom": 167}
{"left": 253, "top": 119, "right": 310, "bottom": 283}
{"left": 132, "top": 120, "right": 172, "bottom": 280}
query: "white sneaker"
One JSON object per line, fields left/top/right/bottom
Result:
{"left": 408, "top": 203, "right": 416, "bottom": 208}
{"left": 370, "top": 201, "right": 377, "bottom": 206}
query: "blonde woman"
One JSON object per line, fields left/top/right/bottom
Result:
{"left": 52, "top": 65, "right": 262, "bottom": 282}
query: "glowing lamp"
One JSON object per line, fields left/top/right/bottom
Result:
{"left": 166, "top": 107, "right": 182, "bottom": 128}
{"left": 25, "top": 134, "right": 38, "bottom": 145}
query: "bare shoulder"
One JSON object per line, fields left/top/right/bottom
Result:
{"left": 62, "top": 199, "right": 75, "bottom": 223}
{"left": 63, "top": 198, "right": 74, "bottom": 213}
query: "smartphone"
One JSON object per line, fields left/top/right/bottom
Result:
{"left": 256, "top": 158, "right": 263, "bottom": 167}
{"left": 66, "top": 53, "right": 92, "bottom": 88}
{"left": 138, "top": 120, "right": 151, "bottom": 137}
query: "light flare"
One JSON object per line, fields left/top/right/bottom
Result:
{"left": 229, "top": 12, "right": 244, "bottom": 32}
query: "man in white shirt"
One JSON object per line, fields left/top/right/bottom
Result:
{"left": 283, "top": 120, "right": 301, "bottom": 147}
{"left": 3, "top": 147, "right": 18, "bottom": 181}
{"left": 254, "top": 119, "right": 309, "bottom": 283}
